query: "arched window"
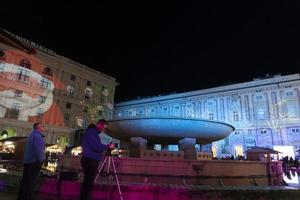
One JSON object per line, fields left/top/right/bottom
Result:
{"left": 42, "top": 67, "right": 53, "bottom": 76}
{"left": 19, "top": 59, "right": 31, "bottom": 69}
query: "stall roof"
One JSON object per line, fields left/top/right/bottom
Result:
{"left": 0, "top": 136, "right": 27, "bottom": 142}
{"left": 245, "top": 146, "right": 281, "bottom": 154}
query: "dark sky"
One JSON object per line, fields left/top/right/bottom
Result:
{"left": 2, "top": 1, "right": 300, "bottom": 102}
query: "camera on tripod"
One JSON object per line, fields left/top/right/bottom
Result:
{"left": 106, "top": 142, "right": 118, "bottom": 157}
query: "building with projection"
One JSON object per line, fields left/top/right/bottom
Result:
{"left": 0, "top": 29, "right": 118, "bottom": 145}
{"left": 113, "top": 74, "right": 300, "bottom": 158}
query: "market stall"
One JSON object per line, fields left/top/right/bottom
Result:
{"left": 44, "top": 144, "right": 65, "bottom": 173}
{"left": 0, "top": 137, "right": 27, "bottom": 160}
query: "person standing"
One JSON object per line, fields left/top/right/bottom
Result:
{"left": 17, "top": 122, "right": 46, "bottom": 200}
{"left": 80, "top": 119, "right": 115, "bottom": 200}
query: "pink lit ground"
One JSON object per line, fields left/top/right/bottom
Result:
{"left": 1, "top": 179, "right": 300, "bottom": 200}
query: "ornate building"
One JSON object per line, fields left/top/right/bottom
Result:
{"left": 113, "top": 74, "right": 300, "bottom": 157}
{"left": 0, "top": 29, "right": 118, "bottom": 145}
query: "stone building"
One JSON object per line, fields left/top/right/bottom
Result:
{"left": 0, "top": 29, "right": 118, "bottom": 145}
{"left": 113, "top": 74, "right": 300, "bottom": 158}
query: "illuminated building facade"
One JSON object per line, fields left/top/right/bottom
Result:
{"left": 113, "top": 74, "right": 300, "bottom": 157}
{"left": 0, "top": 29, "right": 118, "bottom": 145}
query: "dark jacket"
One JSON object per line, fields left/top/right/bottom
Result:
{"left": 81, "top": 124, "right": 108, "bottom": 161}
{"left": 23, "top": 129, "right": 45, "bottom": 164}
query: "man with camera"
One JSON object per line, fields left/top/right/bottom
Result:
{"left": 80, "top": 119, "right": 115, "bottom": 200}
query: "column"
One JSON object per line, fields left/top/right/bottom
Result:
{"left": 178, "top": 138, "right": 197, "bottom": 160}
{"left": 129, "top": 137, "right": 147, "bottom": 158}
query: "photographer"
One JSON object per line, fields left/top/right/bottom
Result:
{"left": 80, "top": 119, "right": 115, "bottom": 200}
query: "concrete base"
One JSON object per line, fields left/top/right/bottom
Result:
{"left": 129, "top": 137, "right": 147, "bottom": 157}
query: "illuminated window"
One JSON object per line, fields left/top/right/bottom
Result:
{"left": 70, "top": 74, "right": 76, "bottom": 81}
{"left": 39, "top": 96, "right": 46, "bottom": 103}
{"left": 85, "top": 88, "right": 92, "bottom": 99}
{"left": 17, "top": 68, "right": 30, "bottom": 82}
{"left": 67, "top": 85, "right": 75, "bottom": 96}
{"left": 168, "top": 145, "right": 179, "bottom": 151}
{"left": 15, "top": 90, "right": 23, "bottom": 98}
{"left": 19, "top": 59, "right": 31, "bottom": 69}
{"left": 40, "top": 77, "right": 52, "bottom": 89}
{"left": 154, "top": 144, "right": 161, "bottom": 151}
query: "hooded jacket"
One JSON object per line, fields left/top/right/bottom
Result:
{"left": 81, "top": 124, "right": 108, "bottom": 161}
{"left": 23, "top": 129, "right": 45, "bottom": 164}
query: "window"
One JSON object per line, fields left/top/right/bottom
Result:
{"left": 15, "top": 90, "right": 23, "bottom": 98}
{"left": 40, "top": 77, "right": 52, "bottom": 89}
{"left": 39, "top": 96, "right": 46, "bottom": 103}
{"left": 164, "top": 107, "right": 168, "bottom": 111}
{"left": 83, "top": 106, "right": 89, "bottom": 112}
{"left": 233, "top": 111, "right": 239, "bottom": 122}
{"left": 175, "top": 106, "right": 179, "bottom": 109}
{"left": 70, "top": 74, "right": 76, "bottom": 81}
{"left": 37, "top": 108, "right": 44, "bottom": 115}
{"left": 67, "top": 85, "right": 75, "bottom": 96}
{"left": 138, "top": 110, "right": 144, "bottom": 116}
{"left": 291, "top": 128, "right": 300, "bottom": 133}
{"left": 260, "top": 129, "right": 267, "bottom": 134}
{"left": 85, "top": 88, "right": 93, "bottom": 99}
{"left": 208, "top": 113, "right": 214, "bottom": 120}
{"left": 64, "top": 113, "right": 70, "bottom": 126}
{"left": 87, "top": 80, "right": 91, "bottom": 86}
{"left": 17, "top": 68, "right": 30, "bottom": 82}
{"left": 42, "top": 67, "right": 53, "bottom": 76}
{"left": 19, "top": 59, "right": 31, "bottom": 69}
{"left": 256, "top": 95, "right": 263, "bottom": 101}
{"left": 0, "top": 50, "right": 5, "bottom": 60}
{"left": 286, "top": 91, "right": 294, "bottom": 96}
{"left": 0, "top": 62, "right": 4, "bottom": 73}
{"left": 234, "top": 132, "right": 240, "bottom": 135}
{"left": 66, "top": 103, "right": 72, "bottom": 109}
{"left": 12, "top": 102, "right": 20, "bottom": 111}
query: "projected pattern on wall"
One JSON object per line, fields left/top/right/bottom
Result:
{"left": 0, "top": 50, "right": 65, "bottom": 126}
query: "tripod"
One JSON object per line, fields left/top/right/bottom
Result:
{"left": 94, "top": 149, "right": 123, "bottom": 200}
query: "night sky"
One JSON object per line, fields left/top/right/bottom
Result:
{"left": 2, "top": 2, "right": 300, "bottom": 102}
